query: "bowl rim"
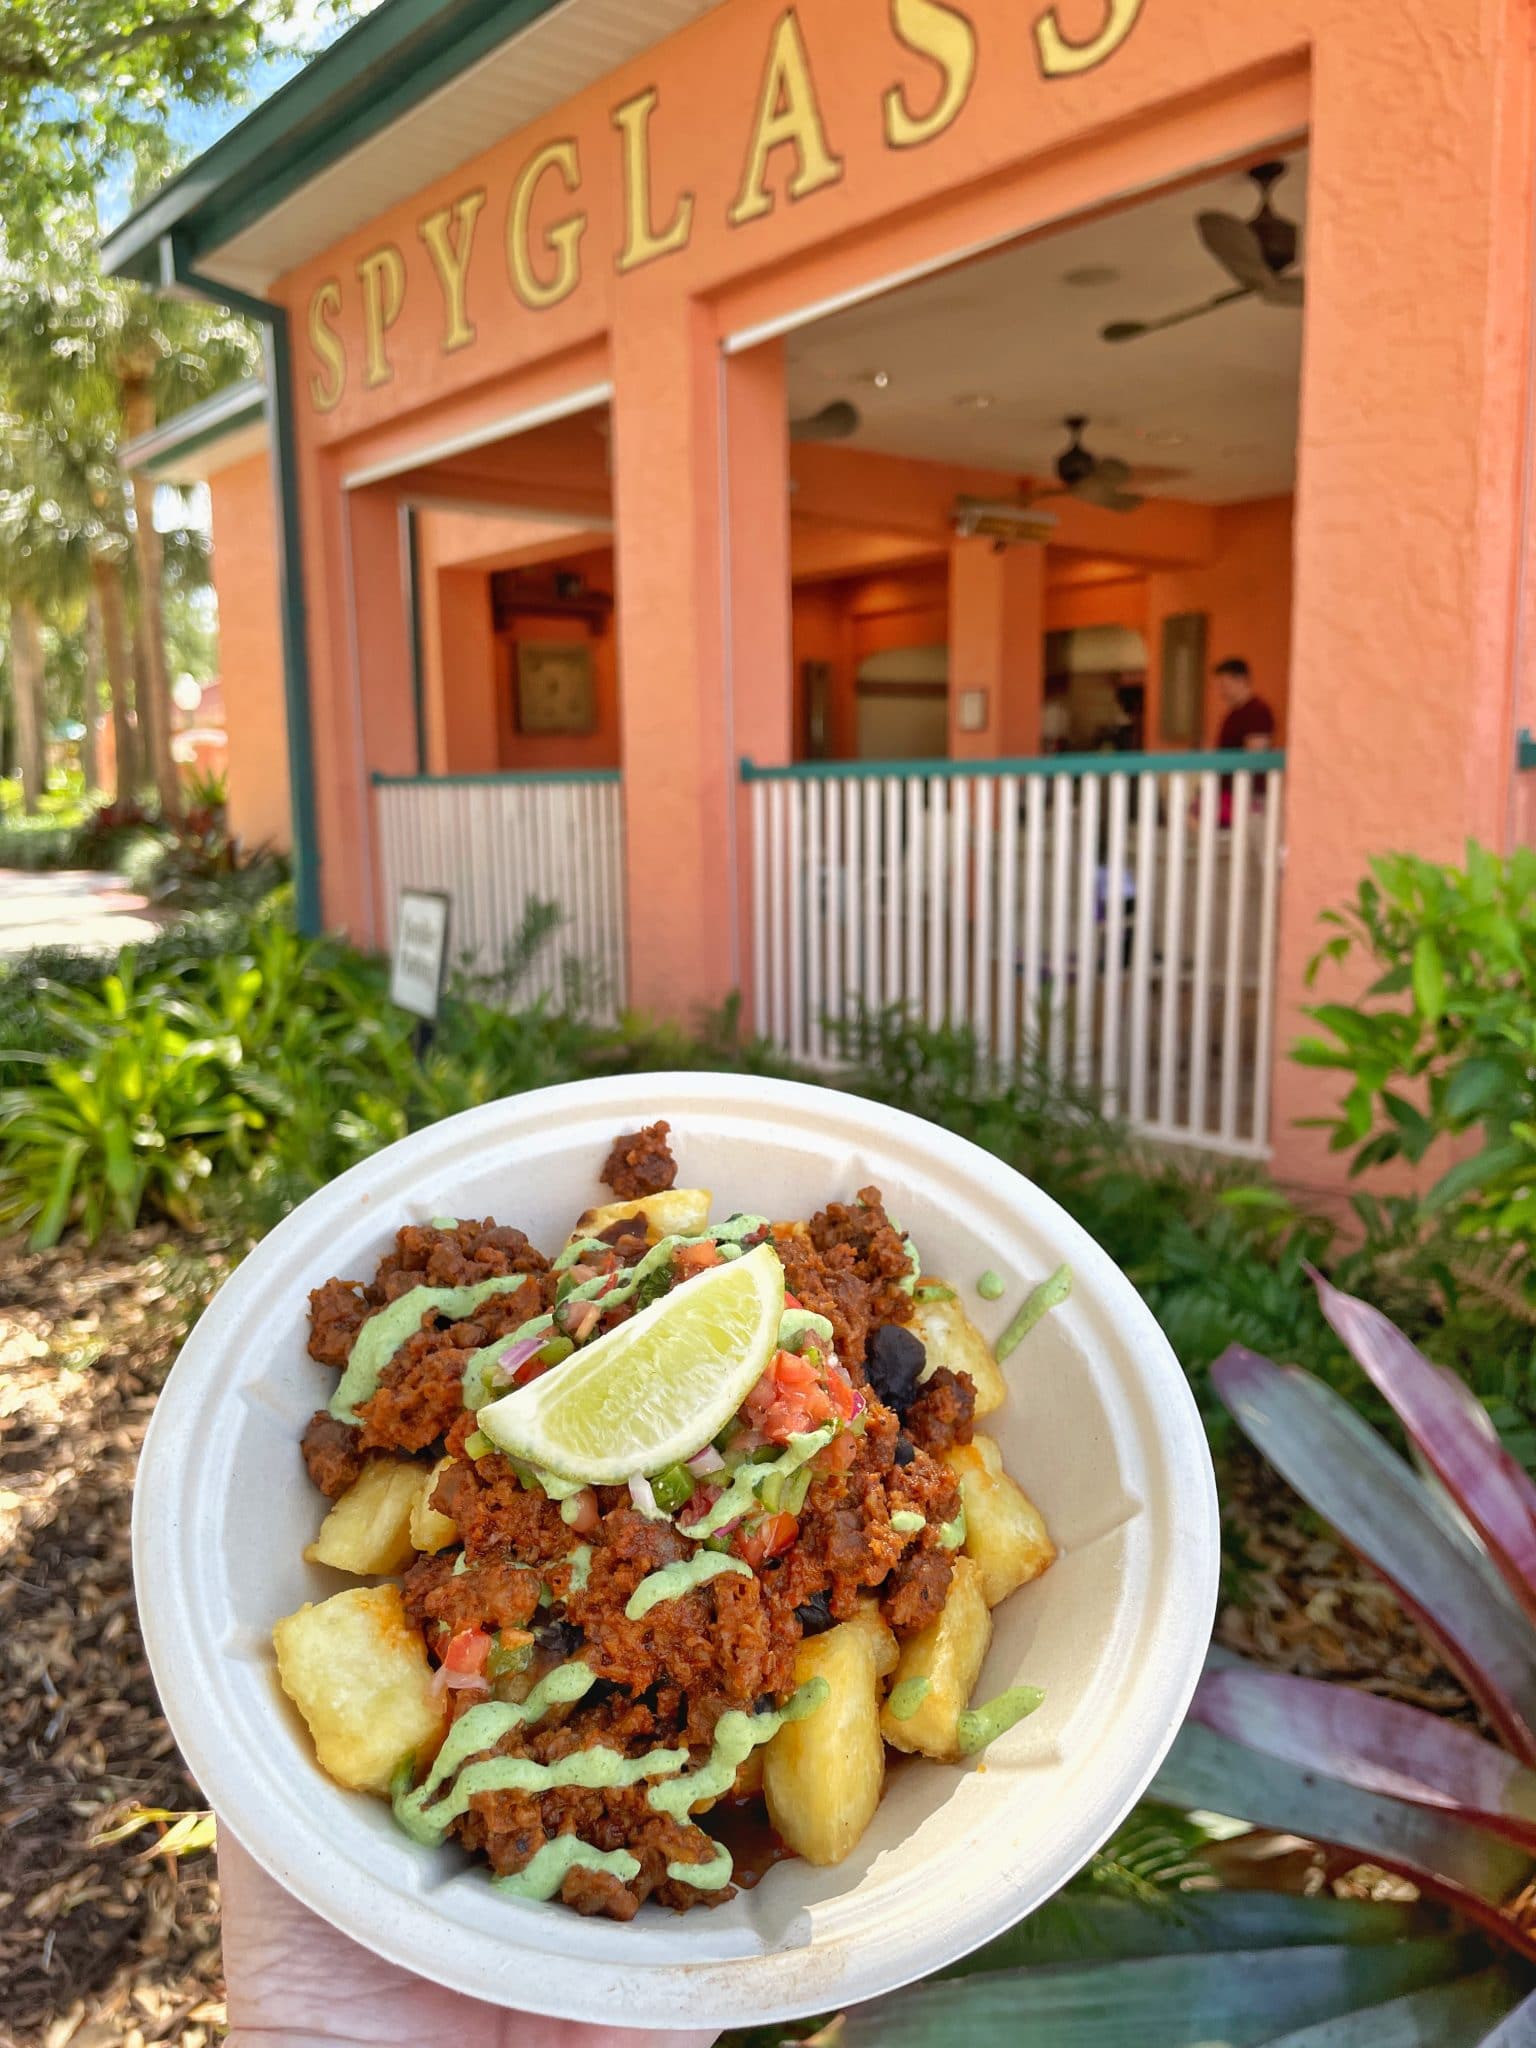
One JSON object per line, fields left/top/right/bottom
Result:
{"left": 132, "top": 1071, "right": 1219, "bottom": 2028}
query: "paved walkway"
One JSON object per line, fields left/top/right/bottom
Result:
{"left": 0, "top": 870, "right": 167, "bottom": 955}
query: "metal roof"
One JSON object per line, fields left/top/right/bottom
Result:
{"left": 101, "top": 0, "right": 723, "bottom": 295}
{"left": 119, "top": 378, "right": 268, "bottom": 481}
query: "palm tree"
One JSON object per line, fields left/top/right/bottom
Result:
{"left": 0, "top": 192, "right": 259, "bottom": 817}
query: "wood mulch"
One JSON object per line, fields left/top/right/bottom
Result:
{"left": 2, "top": 1234, "right": 233, "bottom": 2048}
{"left": 0, "top": 1231, "right": 1473, "bottom": 2048}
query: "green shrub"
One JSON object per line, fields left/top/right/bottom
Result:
{"left": 0, "top": 961, "right": 266, "bottom": 1242}
{"left": 1298, "top": 843, "right": 1536, "bottom": 1233}
{"left": 3, "top": 871, "right": 1534, "bottom": 1466}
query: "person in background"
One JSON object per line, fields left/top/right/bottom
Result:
{"left": 1041, "top": 673, "right": 1071, "bottom": 753}
{"left": 1212, "top": 656, "right": 1275, "bottom": 826}
{"left": 1213, "top": 657, "right": 1275, "bottom": 752}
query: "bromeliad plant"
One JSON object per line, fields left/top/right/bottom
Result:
{"left": 822, "top": 1276, "right": 1536, "bottom": 2046}
{"left": 1146, "top": 1273, "right": 1536, "bottom": 2040}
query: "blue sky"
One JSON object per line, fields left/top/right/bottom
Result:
{"left": 101, "top": 1, "right": 383, "bottom": 229}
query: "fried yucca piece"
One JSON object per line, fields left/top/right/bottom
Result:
{"left": 879, "top": 1557, "right": 992, "bottom": 1762}
{"left": 943, "top": 1434, "right": 1055, "bottom": 1608}
{"left": 764, "top": 1613, "right": 893, "bottom": 1865}
{"left": 304, "top": 1457, "right": 425, "bottom": 1576}
{"left": 273, "top": 1584, "right": 445, "bottom": 1794}
{"left": 910, "top": 1292, "right": 1006, "bottom": 1415}
{"left": 565, "top": 1188, "right": 712, "bottom": 1249}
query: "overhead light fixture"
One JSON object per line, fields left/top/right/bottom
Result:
{"left": 955, "top": 393, "right": 994, "bottom": 410}
{"left": 855, "top": 368, "right": 891, "bottom": 389}
{"left": 1061, "top": 264, "right": 1120, "bottom": 287}
{"left": 1132, "top": 426, "right": 1187, "bottom": 446}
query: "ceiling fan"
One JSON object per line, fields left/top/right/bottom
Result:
{"left": 789, "top": 399, "right": 862, "bottom": 443}
{"left": 954, "top": 416, "right": 1149, "bottom": 540}
{"left": 1040, "top": 415, "right": 1144, "bottom": 511}
{"left": 1101, "top": 160, "right": 1304, "bottom": 345}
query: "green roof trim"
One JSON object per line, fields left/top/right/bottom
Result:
{"left": 119, "top": 378, "right": 267, "bottom": 474}
{"left": 100, "top": 0, "right": 571, "bottom": 287}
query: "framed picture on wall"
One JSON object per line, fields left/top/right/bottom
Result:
{"left": 1159, "top": 610, "right": 1208, "bottom": 744}
{"left": 515, "top": 641, "right": 597, "bottom": 735}
{"left": 803, "top": 659, "right": 831, "bottom": 759}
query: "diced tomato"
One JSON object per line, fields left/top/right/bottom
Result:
{"left": 511, "top": 1355, "right": 550, "bottom": 1388}
{"left": 783, "top": 1292, "right": 804, "bottom": 1311}
{"left": 744, "top": 1348, "right": 842, "bottom": 1443}
{"left": 561, "top": 1300, "right": 601, "bottom": 1344}
{"left": 826, "top": 1365, "right": 861, "bottom": 1422}
{"left": 736, "top": 1512, "right": 799, "bottom": 1568}
{"left": 822, "top": 1429, "right": 859, "bottom": 1474}
{"left": 674, "top": 1240, "right": 722, "bottom": 1276}
{"left": 442, "top": 1627, "right": 492, "bottom": 1677}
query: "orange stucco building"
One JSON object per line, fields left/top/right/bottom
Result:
{"left": 110, "top": 0, "right": 1536, "bottom": 1185}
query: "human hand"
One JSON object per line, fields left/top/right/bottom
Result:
{"left": 218, "top": 1829, "right": 721, "bottom": 2048}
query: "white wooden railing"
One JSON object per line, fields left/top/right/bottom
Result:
{"left": 744, "top": 753, "right": 1285, "bottom": 1157}
{"left": 374, "top": 772, "right": 627, "bottom": 1015}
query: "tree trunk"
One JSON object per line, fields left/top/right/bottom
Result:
{"left": 93, "top": 555, "right": 136, "bottom": 800}
{"left": 121, "top": 382, "right": 179, "bottom": 818}
{"left": 81, "top": 588, "right": 103, "bottom": 794}
{"left": 11, "top": 599, "right": 46, "bottom": 816}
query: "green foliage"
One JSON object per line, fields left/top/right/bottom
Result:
{"left": 1299, "top": 845, "right": 1536, "bottom": 1237}
{"left": 4, "top": 868, "right": 1536, "bottom": 1458}
{"left": 0, "top": 959, "right": 266, "bottom": 1242}
{"left": 0, "top": 2, "right": 354, "bottom": 225}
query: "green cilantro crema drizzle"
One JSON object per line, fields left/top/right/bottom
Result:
{"left": 957, "top": 1685, "right": 1046, "bottom": 1754}
{"left": 566, "top": 1543, "right": 592, "bottom": 1592}
{"left": 393, "top": 1666, "right": 829, "bottom": 1901}
{"left": 494, "top": 1838, "right": 639, "bottom": 1899}
{"left": 994, "top": 1264, "right": 1072, "bottom": 1363}
{"left": 889, "top": 1510, "right": 925, "bottom": 1535}
{"left": 329, "top": 1272, "right": 532, "bottom": 1424}
{"left": 625, "top": 1552, "right": 753, "bottom": 1619}
{"left": 646, "top": 1680, "right": 829, "bottom": 1892}
{"left": 392, "top": 1661, "right": 598, "bottom": 1842}
{"left": 887, "top": 1675, "right": 931, "bottom": 1720}
{"left": 680, "top": 1425, "right": 836, "bottom": 1540}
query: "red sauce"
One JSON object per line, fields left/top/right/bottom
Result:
{"left": 708, "top": 1797, "right": 796, "bottom": 1890}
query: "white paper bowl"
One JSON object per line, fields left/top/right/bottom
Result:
{"left": 133, "top": 1073, "right": 1217, "bottom": 2029}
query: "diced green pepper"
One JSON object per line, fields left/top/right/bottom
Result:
{"left": 463, "top": 1429, "right": 493, "bottom": 1460}
{"left": 486, "top": 1633, "right": 533, "bottom": 1680}
{"left": 781, "top": 1463, "right": 814, "bottom": 1516}
{"left": 538, "top": 1333, "right": 575, "bottom": 1368}
{"left": 650, "top": 1462, "right": 697, "bottom": 1515}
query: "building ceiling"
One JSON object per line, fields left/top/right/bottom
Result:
{"left": 784, "top": 156, "right": 1307, "bottom": 507}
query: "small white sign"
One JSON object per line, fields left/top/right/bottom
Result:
{"left": 390, "top": 889, "right": 450, "bottom": 1020}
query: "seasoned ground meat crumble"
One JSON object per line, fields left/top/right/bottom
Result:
{"left": 298, "top": 1154, "right": 978, "bottom": 1921}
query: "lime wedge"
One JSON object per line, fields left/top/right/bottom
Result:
{"left": 476, "top": 1240, "right": 785, "bottom": 1484}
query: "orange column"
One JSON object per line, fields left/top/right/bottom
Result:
{"left": 311, "top": 476, "right": 417, "bottom": 945}
{"left": 207, "top": 452, "right": 291, "bottom": 850}
{"left": 726, "top": 339, "right": 793, "bottom": 1026}
{"left": 611, "top": 292, "right": 735, "bottom": 1015}
{"left": 1270, "top": 7, "right": 1535, "bottom": 1187}
{"left": 948, "top": 538, "right": 1044, "bottom": 758}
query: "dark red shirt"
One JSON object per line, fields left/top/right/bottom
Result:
{"left": 1217, "top": 694, "right": 1276, "bottom": 751}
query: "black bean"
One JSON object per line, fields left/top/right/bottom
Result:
{"left": 535, "top": 1618, "right": 583, "bottom": 1657}
{"left": 893, "top": 1434, "right": 917, "bottom": 1467}
{"left": 866, "top": 1323, "right": 927, "bottom": 1415}
{"left": 794, "top": 1591, "right": 834, "bottom": 1635}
